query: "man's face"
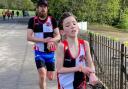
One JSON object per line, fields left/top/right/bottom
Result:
{"left": 37, "top": 4, "right": 48, "bottom": 18}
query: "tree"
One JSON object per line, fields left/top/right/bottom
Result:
{"left": 97, "top": 0, "right": 120, "bottom": 25}
{"left": 30, "top": 0, "right": 128, "bottom": 29}
{"left": 22, "top": 0, "right": 34, "bottom": 10}
{"left": 31, "top": 0, "right": 37, "bottom": 3}
{"left": 0, "top": 0, "right": 34, "bottom": 10}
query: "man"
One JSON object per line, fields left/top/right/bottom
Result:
{"left": 27, "top": 0, "right": 60, "bottom": 89}
{"left": 11, "top": 10, "right": 14, "bottom": 19}
{"left": 16, "top": 11, "right": 19, "bottom": 17}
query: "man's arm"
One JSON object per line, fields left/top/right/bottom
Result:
{"left": 48, "top": 17, "right": 60, "bottom": 42}
{"left": 27, "top": 28, "right": 46, "bottom": 43}
{"left": 48, "top": 27, "right": 60, "bottom": 42}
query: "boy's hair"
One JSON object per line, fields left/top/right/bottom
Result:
{"left": 58, "top": 12, "right": 76, "bottom": 30}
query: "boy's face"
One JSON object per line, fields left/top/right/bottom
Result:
{"left": 37, "top": 4, "right": 48, "bottom": 18}
{"left": 63, "top": 16, "right": 79, "bottom": 38}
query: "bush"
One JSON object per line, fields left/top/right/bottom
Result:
{"left": 0, "top": 4, "right": 4, "bottom": 8}
{"left": 118, "top": 8, "right": 128, "bottom": 29}
{"left": 118, "top": 14, "right": 128, "bottom": 29}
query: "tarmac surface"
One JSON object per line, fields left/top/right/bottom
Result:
{"left": 0, "top": 24, "right": 57, "bottom": 89}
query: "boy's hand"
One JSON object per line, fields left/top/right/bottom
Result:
{"left": 81, "top": 67, "right": 93, "bottom": 75}
{"left": 89, "top": 73, "right": 99, "bottom": 85}
{"left": 76, "top": 64, "right": 83, "bottom": 72}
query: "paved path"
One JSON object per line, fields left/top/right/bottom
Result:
{"left": 0, "top": 24, "right": 57, "bottom": 89}
{"left": 0, "top": 16, "right": 30, "bottom": 24}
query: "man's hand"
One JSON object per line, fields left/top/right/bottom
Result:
{"left": 47, "top": 41, "right": 56, "bottom": 51}
{"left": 43, "top": 37, "right": 52, "bottom": 43}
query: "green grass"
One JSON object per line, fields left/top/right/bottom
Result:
{"left": 0, "top": 9, "right": 35, "bottom": 17}
{"left": 88, "top": 23, "right": 128, "bottom": 32}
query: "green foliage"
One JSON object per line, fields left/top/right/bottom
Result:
{"left": 83, "top": 0, "right": 98, "bottom": 22}
{"left": 30, "top": 0, "right": 128, "bottom": 29}
{"left": 118, "top": 8, "right": 128, "bottom": 29}
{"left": 1, "top": 0, "right": 128, "bottom": 29}
{"left": 48, "top": 0, "right": 66, "bottom": 20}
{"left": 47, "top": 0, "right": 121, "bottom": 25}
{"left": 96, "top": 0, "right": 120, "bottom": 25}
{"left": 48, "top": 0, "right": 90, "bottom": 21}
{"left": 22, "top": 0, "right": 35, "bottom": 10}
{"left": 0, "top": 4, "right": 4, "bottom": 8}
{"left": 0, "top": 0, "right": 34, "bottom": 10}
{"left": 31, "top": 0, "right": 37, "bottom": 3}
{"left": 0, "top": 9, "right": 35, "bottom": 16}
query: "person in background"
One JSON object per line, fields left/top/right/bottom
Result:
{"left": 22, "top": 9, "right": 25, "bottom": 17}
{"left": 11, "top": 10, "right": 14, "bottom": 19}
{"left": 6, "top": 9, "right": 11, "bottom": 20}
{"left": 2, "top": 9, "right": 6, "bottom": 20}
{"left": 16, "top": 11, "right": 19, "bottom": 17}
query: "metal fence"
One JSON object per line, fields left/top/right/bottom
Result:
{"left": 86, "top": 32, "right": 128, "bottom": 89}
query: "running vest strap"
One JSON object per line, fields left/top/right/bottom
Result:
{"left": 62, "top": 39, "right": 85, "bottom": 52}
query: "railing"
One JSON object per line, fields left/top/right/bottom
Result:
{"left": 87, "top": 32, "right": 128, "bottom": 89}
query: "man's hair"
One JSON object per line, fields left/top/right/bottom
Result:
{"left": 37, "top": 0, "right": 48, "bottom": 7}
{"left": 58, "top": 12, "right": 76, "bottom": 30}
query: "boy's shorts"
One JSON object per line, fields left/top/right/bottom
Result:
{"left": 34, "top": 50, "right": 55, "bottom": 71}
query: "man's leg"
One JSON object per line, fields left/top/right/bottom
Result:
{"left": 47, "top": 71, "right": 55, "bottom": 80}
{"left": 38, "top": 67, "right": 47, "bottom": 89}
{"left": 46, "top": 61, "right": 55, "bottom": 80}
{"left": 45, "top": 52, "right": 55, "bottom": 80}
{"left": 35, "top": 50, "right": 47, "bottom": 89}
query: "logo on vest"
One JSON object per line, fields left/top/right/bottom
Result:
{"left": 46, "top": 22, "right": 51, "bottom": 26}
{"left": 79, "top": 55, "right": 86, "bottom": 62}
{"left": 65, "top": 58, "right": 71, "bottom": 62}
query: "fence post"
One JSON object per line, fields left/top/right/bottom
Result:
{"left": 89, "top": 32, "right": 94, "bottom": 56}
{"left": 120, "top": 44, "right": 124, "bottom": 89}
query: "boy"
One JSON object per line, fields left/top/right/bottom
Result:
{"left": 56, "top": 12, "right": 98, "bottom": 89}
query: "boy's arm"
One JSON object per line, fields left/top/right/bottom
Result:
{"left": 83, "top": 40, "right": 99, "bottom": 85}
{"left": 85, "top": 41, "right": 95, "bottom": 72}
{"left": 84, "top": 40, "right": 95, "bottom": 73}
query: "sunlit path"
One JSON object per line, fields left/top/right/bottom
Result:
{"left": 0, "top": 24, "right": 57, "bottom": 89}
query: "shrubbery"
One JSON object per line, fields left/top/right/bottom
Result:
{"left": 118, "top": 8, "right": 128, "bottom": 30}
